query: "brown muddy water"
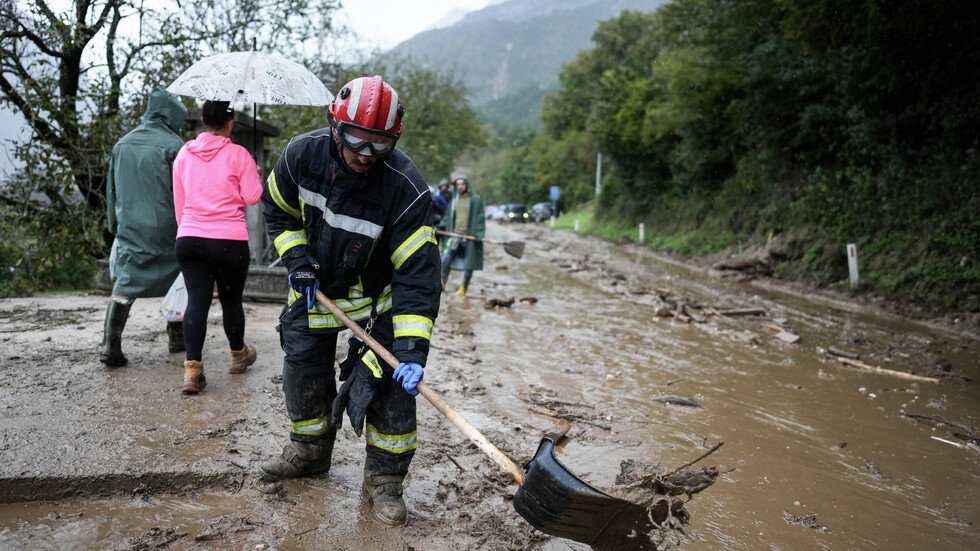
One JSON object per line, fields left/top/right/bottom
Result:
{"left": 1, "top": 222, "right": 977, "bottom": 550}
{"left": 445, "top": 223, "right": 979, "bottom": 549}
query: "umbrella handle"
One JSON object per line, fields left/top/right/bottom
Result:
{"left": 314, "top": 290, "right": 524, "bottom": 485}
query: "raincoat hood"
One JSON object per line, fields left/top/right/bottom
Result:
{"left": 143, "top": 86, "right": 187, "bottom": 135}
{"left": 185, "top": 132, "right": 231, "bottom": 162}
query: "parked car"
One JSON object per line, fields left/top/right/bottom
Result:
{"left": 501, "top": 203, "right": 529, "bottom": 223}
{"left": 529, "top": 202, "right": 556, "bottom": 222}
{"left": 484, "top": 205, "right": 501, "bottom": 220}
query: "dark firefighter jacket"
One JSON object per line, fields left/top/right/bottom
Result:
{"left": 262, "top": 128, "right": 442, "bottom": 366}
{"left": 106, "top": 86, "right": 187, "bottom": 297}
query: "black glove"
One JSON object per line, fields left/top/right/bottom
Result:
{"left": 331, "top": 348, "right": 383, "bottom": 437}
{"left": 288, "top": 265, "right": 319, "bottom": 309}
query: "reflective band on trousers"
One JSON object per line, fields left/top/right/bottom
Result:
{"left": 292, "top": 416, "right": 332, "bottom": 436}
{"left": 366, "top": 423, "right": 417, "bottom": 454}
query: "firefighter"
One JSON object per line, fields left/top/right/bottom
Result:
{"left": 258, "top": 75, "right": 441, "bottom": 526}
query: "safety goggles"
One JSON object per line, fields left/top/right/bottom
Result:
{"left": 333, "top": 121, "right": 398, "bottom": 157}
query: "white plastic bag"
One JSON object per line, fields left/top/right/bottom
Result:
{"left": 108, "top": 238, "right": 119, "bottom": 280}
{"left": 160, "top": 272, "right": 187, "bottom": 322}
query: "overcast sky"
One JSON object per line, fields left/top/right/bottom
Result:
{"left": 0, "top": 1, "right": 495, "bottom": 177}
{"left": 337, "top": 0, "right": 492, "bottom": 51}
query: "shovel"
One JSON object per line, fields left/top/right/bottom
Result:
{"left": 315, "top": 290, "right": 654, "bottom": 548}
{"left": 436, "top": 230, "right": 525, "bottom": 259}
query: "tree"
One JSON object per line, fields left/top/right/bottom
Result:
{"left": 0, "top": 0, "right": 343, "bottom": 295}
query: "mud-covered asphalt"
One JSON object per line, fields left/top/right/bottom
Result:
{"left": 1, "top": 221, "right": 977, "bottom": 550}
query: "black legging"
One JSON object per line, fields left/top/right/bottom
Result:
{"left": 175, "top": 237, "right": 250, "bottom": 362}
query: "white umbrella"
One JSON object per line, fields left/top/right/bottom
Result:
{"left": 167, "top": 50, "right": 332, "bottom": 106}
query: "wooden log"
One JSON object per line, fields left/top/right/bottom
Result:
{"left": 706, "top": 306, "right": 736, "bottom": 324}
{"left": 827, "top": 347, "right": 859, "bottom": 360}
{"left": 529, "top": 405, "right": 559, "bottom": 417}
{"left": 683, "top": 304, "right": 706, "bottom": 323}
{"left": 718, "top": 308, "right": 768, "bottom": 317}
{"left": 652, "top": 395, "right": 701, "bottom": 408}
{"left": 835, "top": 357, "right": 939, "bottom": 383}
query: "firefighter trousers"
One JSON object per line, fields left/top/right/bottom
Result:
{"left": 278, "top": 301, "right": 418, "bottom": 477}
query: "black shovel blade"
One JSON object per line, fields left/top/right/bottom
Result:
{"left": 513, "top": 438, "right": 655, "bottom": 549}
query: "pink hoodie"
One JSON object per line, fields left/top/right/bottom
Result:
{"left": 173, "top": 132, "right": 263, "bottom": 240}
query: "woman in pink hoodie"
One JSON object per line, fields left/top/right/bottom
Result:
{"left": 172, "top": 100, "right": 263, "bottom": 394}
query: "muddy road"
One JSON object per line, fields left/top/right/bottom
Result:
{"left": 1, "top": 222, "right": 978, "bottom": 550}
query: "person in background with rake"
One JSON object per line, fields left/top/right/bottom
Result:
{"left": 438, "top": 175, "right": 485, "bottom": 297}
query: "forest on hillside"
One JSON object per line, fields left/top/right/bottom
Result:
{"left": 2, "top": 0, "right": 976, "bottom": 313}
{"left": 469, "top": 0, "right": 979, "bottom": 311}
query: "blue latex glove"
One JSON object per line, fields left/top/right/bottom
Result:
{"left": 288, "top": 266, "right": 319, "bottom": 309}
{"left": 393, "top": 362, "right": 424, "bottom": 396}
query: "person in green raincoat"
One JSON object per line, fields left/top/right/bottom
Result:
{"left": 100, "top": 86, "right": 188, "bottom": 367}
{"left": 437, "top": 175, "right": 485, "bottom": 296}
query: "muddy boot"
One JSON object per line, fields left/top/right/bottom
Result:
{"left": 454, "top": 285, "right": 467, "bottom": 297}
{"left": 228, "top": 343, "right": 256, "bottom": 374}
{"left": 99, "top": 299, "right": 131, "bottom": 367}
{"left": 167, "top": 321, "right": 185, "bottom": 353}
{"left": 181, "top": 360, "right": 206, "bottom": 394}
{"left": 257, "top": 439, "right": 334, "bottom": 480}
{"left": 363, "top": 474, "right": 408, "bottom": 525}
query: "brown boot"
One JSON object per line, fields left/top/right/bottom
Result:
{"left": 229, "top": 343, "right": 256, "bottom": 374}
{"left": 363, "top": 474, "right": 408, "bottom": 525}
{"left": 181, "top": 360, "right": 206, "bottom": 394}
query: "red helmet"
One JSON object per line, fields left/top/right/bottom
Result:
{"left": 328, "top": 76, "right": 404, "bottom": 157}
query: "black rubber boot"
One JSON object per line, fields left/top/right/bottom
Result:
{"left": 99, "top": 299, "right": 131, "bottom": 367}
{"left": 363, "top": 474, "right": 408, "bottom": 525}
{"left": 257, "top": 437, "right": 334, "bottom": 480}
{"left": 167, "top": 321, "right": 185, "bottom": 353}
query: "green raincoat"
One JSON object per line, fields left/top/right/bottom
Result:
{"left": 106, "top": 86, "right": 187, "bottom": 297}
{"left": 438, "top": 188, "right": 485, "bottom": 272}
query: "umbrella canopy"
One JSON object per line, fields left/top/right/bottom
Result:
{"left": 167, "top": 51, "right": 332, "bottom": 106}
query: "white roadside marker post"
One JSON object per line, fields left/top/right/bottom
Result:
{"left": 847, "top": 242, "right": 860, "bottom": 288}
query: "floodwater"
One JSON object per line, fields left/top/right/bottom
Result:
{"left": 457, "top": 223, "right": 980, "bottom": 550}
{"left": 0, "top": 221, "right": 977, "bottom": 550}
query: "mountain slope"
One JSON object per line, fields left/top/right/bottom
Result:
{"left": 393, "top": 0, "right": 667, "bottom": 126}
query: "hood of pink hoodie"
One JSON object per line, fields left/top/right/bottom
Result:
{"left": 186, "top": 132, "right": 230, "bottom": 162}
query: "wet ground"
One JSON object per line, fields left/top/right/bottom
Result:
{"left": 1, "top": 221, "right": 977, "bottom": 550}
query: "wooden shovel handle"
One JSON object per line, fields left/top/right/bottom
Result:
{"left": 435, "top": 230, "right": 503, "bottom": 245}
{"left": 314, "top": 290, "right": 524, "bottom": 485}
